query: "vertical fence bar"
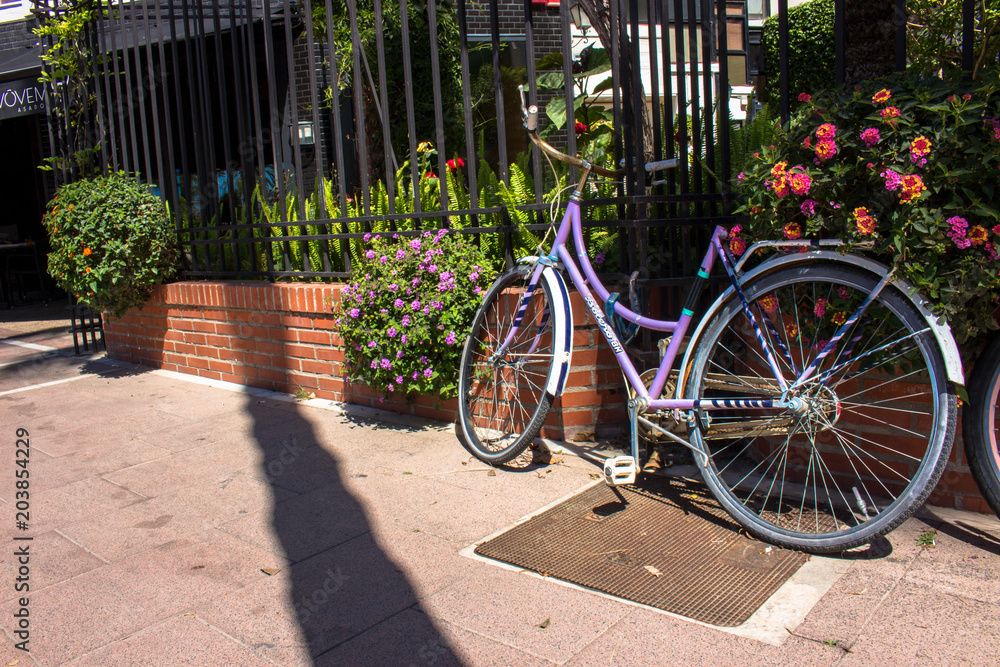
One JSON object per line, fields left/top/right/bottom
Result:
{"left": 778, "top": 0, "right": 789, "bottom": 124}
{"left": 961, "top": 0, "right": 974, "bottom": 73}
{"left": 112, "top": 0, "right": 139, "bottom": 172}
{"left": 94, "top": 4, "right": 120, "bottom": 174}
{"left": 323, "top": 0, "right": 352, "bottom": 272}
{"left": 456, "top": 0, "right": 479, "bottom": 220}
{"left": 559, "top": 0, "right": 577, "bottom": 185}
{"left": 347, "top": 1, "right": 371, "bottom": 218}
{"left": 153, "top": 1, "right": 179, "bottom": 240}
{"left": 522, "top": 0, "right": 543, "bottom": 207}
{"left": 139, "top": 0, "right": 165, "bottom": 188}
{"left": 373, "top": 0, "right": 396, "bottom": 219}
{"left": 401, "top": 0, "right": 421, "bottom": 212}
{"left": 714, "top": 0, "right": 730, "bottom": 214}
{"left": 894, "top": 0, "right": 906, "bottom": 72}
{"left": 301, "top": 1, "right": 331, "bottom": 272}
{"left": 427, "top": 0, "right": 449, "bottom": 213}
{"left": 208, "top": 0, "right": 238, "bottom": 272}
{"left": 261, "top": 0, "right": 293, "bottom": 270}
{"left": 281, "top": 0, "right": 308, "bottom": 235}
{"left": 125, "top": 0, "right": 154, "bottom": 181}
{"left": 244, "top": 0, "right": 276, "bottom": 274}
{"left": 834, "top": 0, "right": 844, "bottom": 86}
{"left": 489, "top": 0, "right": 508, "bottom": 183}
{"left": 700, "top": 0, "right": 716, "bottom": 215}
{"left": 82, "top": 15, "right": 108, "bottom": 174}
{"left": 227, "top": 0, "right": 255, "bottom": 262}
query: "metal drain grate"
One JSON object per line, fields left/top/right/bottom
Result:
{"left": 475, "top": 476, "right": 809, "bottom": 627}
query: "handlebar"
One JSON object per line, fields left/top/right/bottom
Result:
{"left": 517, "top": 85, "right": 678, "bottom": 180}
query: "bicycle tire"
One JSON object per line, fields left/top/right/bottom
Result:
{"left": 963, "top": 334, "right": 1000, "bottom": 516}
{"left": 686, "top": 263, "right": 957, "bottom": 553}
{"left": 457, "top": 265, "right": 558, "bottom": 464}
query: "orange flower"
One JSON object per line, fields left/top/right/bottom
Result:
{"left": 85, "top": 267, "right": 91, "bottom": 273}
{"left": 969, "top": 225, "right": 988, "bottom": 246}
{"left": 872, "top": 89, "right": 891, "bottom": 104}
{"left": 83, "top": 247, "right": 92, "bottom": 256}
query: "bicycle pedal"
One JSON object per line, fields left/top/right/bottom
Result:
{"left": 603, "top": 456, "right": 637, "bottom": 486}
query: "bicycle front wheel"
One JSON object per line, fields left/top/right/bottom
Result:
{"left": 963, "top": 335, "right": 1000, "bottom": 516}
{"left": 686, "top": 263, "right": 957, "bottom": 553}
{"left": 457, "top": 265, "right": 559, "bottom": 464}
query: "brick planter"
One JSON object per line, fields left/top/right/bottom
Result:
{"left": 103, "top": 280, "right": 990, "bottom": 513}
{"left": 102, "top": 281, "right": 626, "bottom": 439}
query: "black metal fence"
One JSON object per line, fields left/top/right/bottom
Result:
{"left": 33, "top": 0, "right": 991, "bottom": 299}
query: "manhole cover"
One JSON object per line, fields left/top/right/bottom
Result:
{"left": 474, "top": 476, "right": 809, "bottom": 627}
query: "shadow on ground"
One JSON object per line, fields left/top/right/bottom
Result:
{"left": 243, "top": 394, "right": 462, "bottom": 665}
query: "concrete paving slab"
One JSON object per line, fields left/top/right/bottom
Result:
{"left": 422, "top": 566, "right": 632, "bottom": 664}
{"left": 314, "top": 608, "right": 556, "bottom": 667}
{"left": 21, "top": 439, "right": 169, "bottom": 495}
{"left": 0, "top": 530, "right": 105, "bottom": 593}
{"left": 839, "top": 581, "right": 1000, "bottom": 664}
{"left": 566, "top": 605, "right": 846, "bottom": 666}
{"left": 29, "top": 477, "right": 147, "bottom": 534}
{"left": 62, "top": 614, "right": 275, "bottom": 667}
{"left": 57, "top": 473, "right": 288, "bottom": 562}
{"left": 0, "top": 529, "right": 276, "bottom": 664}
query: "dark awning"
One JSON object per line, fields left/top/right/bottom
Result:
{"left": 0, "top": 46, "right": 41, "bottom": 84}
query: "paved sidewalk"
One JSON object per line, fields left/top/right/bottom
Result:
{"left": 1, "top": 323, "right": 999, "bottom": 666}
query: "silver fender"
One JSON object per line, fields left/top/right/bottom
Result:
{"left": 676, "top": 250, "right": 964, "bottom": 396}
{"left": 537, "top": 265, "right": 574, "bottom": 396}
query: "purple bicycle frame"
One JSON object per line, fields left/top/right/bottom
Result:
{"left": 499, "top": 198, "right": 790, "bottom": 414}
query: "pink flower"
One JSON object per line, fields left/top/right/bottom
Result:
{"left": 788, "top": 171, "right": 812, "bottom": 195}
{"left": 814, "top": 298, "right": 827, "bottom": 318}
{"left": 800, "top": 199, "right": 817, "bottom": 216}
{"left": 881, "top": 169, "right": 902, "bottom": 192}
{"left": 853, "top": 207, "right": 877, "bottom": 235}
{"left": 730, "top": 235, "right": 747, "bottom": 256}
{"left": 815, "top": 123, "right": 837, "bottom": 140}
{"left": 814, "top": 139, "right": 838, "bottom": 160}
{"left": 797, "top": 92, "right": 812, "bottom": 102}
{"left": 860, "top": 127, "right": 880, "bottom": 147}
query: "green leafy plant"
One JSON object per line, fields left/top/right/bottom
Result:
{"left": 43, "top": 172, "right": 178, "bottom": 318}
{"left": 761, "top": 0, "right": 835, "bottom": 110}
{"left": 536, "top": 45, "right": 616, "bottom": 165}
{"left": 734, "top": 72, "right": 1000, "bottom": 345}
{"left": 332, "top": 225, "right": 497, "bottom": 400}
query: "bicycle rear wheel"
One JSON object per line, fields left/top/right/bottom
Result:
{"left": 686, "top": 263, "right": 957, "bottom": 553}
{"left": 963, "top": 335, "right": 1000, "bottom": 516}
{"left": 457, "top": 265, "right": 559, "bottom": 464}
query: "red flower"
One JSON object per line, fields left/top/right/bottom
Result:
{"left": 425, "top": 171, "right": 437, "bottom": 180}
{"left": 446, "top": 158, "right": 465, "bottom": 172}
{"left": 574, "top": 121, "right": 587, "bottom": 135}
{"left": 797, "top": 92, "right": 812, "bottom": 102}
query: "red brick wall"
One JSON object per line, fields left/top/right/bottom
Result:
{"left": 103, "top": 281, "right": 989, "bottom": 513}
{"left": 102, "top": 281, "right": 627, "bottom": 438}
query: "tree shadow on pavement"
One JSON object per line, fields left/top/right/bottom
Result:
{"left": 244, "top": 395, "right": 462, "bottom": 666}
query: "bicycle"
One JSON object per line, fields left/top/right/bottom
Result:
{"left": 962, "top": 335, "right": 1000, "bottom": 516}
{"left": 455, "top": 86, "right": 964, "bottom": 554}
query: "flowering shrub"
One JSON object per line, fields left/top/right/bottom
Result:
{"left": 735, "top": 73, "right": 1000, "bottom": 344}
{"left": 43, "top": 172, "right": 177, "bottom": 318}
{"left": 333, "top": 226, "right": 497, "bottom": 399}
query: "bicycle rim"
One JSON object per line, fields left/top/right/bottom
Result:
{"left": 963, "top": 336, "right": 1000, "bottom": 516}
{"left": 457, "top": 266, "right": 557, "bottom": 464}
{"left": 687, "top": 264, "right": 955, "bottom": 552}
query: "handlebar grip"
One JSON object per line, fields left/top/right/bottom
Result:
{"left": 524, "top": 104, "right": 539, "bottom": 132}
{"left": 645, "top": 158, "right": 680, "bottom": 172}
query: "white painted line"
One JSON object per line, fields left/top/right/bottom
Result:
{"left": 0, "top": 353, "right": 59, "bottom": 369}
{"left": 0, "top": 373, "right": 94, "bottom": 397}
{"left": 1, "top": 338, "right": 58, "bottom": 352}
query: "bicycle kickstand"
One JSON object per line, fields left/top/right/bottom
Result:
{"left": 603, "top": 398, "right": 644, "bottom": 486}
